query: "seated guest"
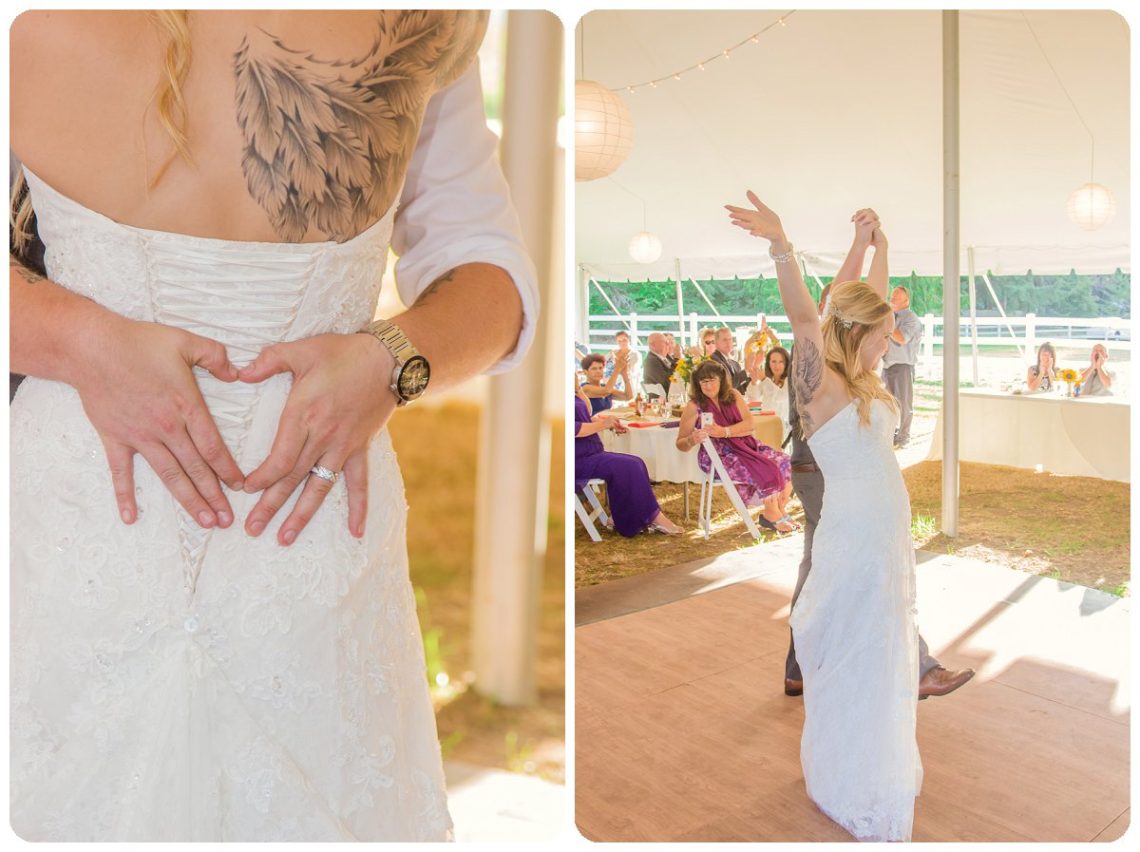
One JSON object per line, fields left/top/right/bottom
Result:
{"left": 604, "top": 329, "right": 640, "bottom": 395}
{"left": 675, "top": 360, "right": 798, "bottom": 533}
{"left": 580, "top": 352, "right": 632, "bottom": 414}
{"left": 688, "top": 327, "right": 717, "bottom": 358}
{"left": 642, "top": 332, "right": 678, "bottom": 398}
{"left": 747, "top": 345, "right": 792, "bottom": 444}
{"left": 711, "top": 326, "right": 751, "bottom": 394}
{"left": 574, "top": 388, "right": 681, "bottom": 536}
{"left": 743, "top": 321, "right": 780, "bottom": 397}
{"left": 1079, "top": 343, "right": 1114, "bottom": 396}
{"left": 1026, "top": 341, "right": 1057, "bottom": 392}
{"left": 663, "top": 332, "right": 683, "bottom": 360}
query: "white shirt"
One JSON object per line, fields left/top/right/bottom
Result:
{"left": 747, "top": 377, "right": 790, "bottom": 442}
{"left": 392, "top": 66, "right": 539, "bottom": 374}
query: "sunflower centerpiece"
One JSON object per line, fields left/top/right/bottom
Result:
{"left": 1056, "top": 367, "right": 1080, "bottom": 397}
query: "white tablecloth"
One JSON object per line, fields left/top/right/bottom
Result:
{"left": 927, "top": 388, "right": 1129, "bottom": 482}
{"left": 600, "top": 424, "right": 704, "bottom": 484}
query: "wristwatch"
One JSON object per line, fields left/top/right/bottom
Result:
{"left": 359, "top": 319, "right": 430, "bottom": 406}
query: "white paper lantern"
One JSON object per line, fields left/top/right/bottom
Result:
{"left": 628, "top": 231, "right": 662, "bottom": 264}
{"left": 1066, "top": 182, "right": 1116, "bottom": 231}
{"left": 575, "top": 80, "right": 634, "bottom": 181}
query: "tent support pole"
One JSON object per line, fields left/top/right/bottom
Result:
{"left": 942, "top": 10, "right": 960, "bottom": 539}
{"left": 687, "top": 276, "right": 724, "bottom": 322}
{"left": 588, "top": 278, "right": 642, "bottom": 348}
{"left": 979, "top": 271, "right": 1026, "bottom": 360}
{"left": 967, "top": 246, "right": 979, "bottom": 386}
{"left": 675, "top": 259, "right": 686, "bottom": 347}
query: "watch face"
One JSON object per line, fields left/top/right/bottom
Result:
{"left": 398, "top": 356, "right": 431, "bottom": 399}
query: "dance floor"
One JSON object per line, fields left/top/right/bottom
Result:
{"left": 575, "top": 541, "right": 1130, "bottom": 842}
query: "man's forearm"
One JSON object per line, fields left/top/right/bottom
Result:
{"left": 10, "top": 257, "right": 112, "bottom": 385}
{"left": 833, "top": 239, "right": 869, "bottom": 286}
{"left": 389, "top": 261, "right": 524, "bottom": 393}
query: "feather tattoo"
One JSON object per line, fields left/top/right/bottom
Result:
{"left": 792, "top": 338, "right": 824, "bottom": 438}
{"left": 233, "top": 11, "right": 486, "bottom": 242}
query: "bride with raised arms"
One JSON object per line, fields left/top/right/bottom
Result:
{"left": 726, "top": 191, "right": 922, "bottom": 841}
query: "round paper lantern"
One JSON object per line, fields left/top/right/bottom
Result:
{"left": 575, "top": 80, "right": 634, "bottom": 181}
{"left": 628, "top": 231, "right": 662, "bottom": 264}
{"left": 1066, "top": 182, "right": 1116, "bottom": 231}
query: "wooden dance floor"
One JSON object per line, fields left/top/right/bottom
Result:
{"left": 575, "top": 543, "right": 1130, "bottom": 842}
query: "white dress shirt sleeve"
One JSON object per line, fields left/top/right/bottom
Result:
{"left": 391, "top": 65, "right": 539, "bottom": 375}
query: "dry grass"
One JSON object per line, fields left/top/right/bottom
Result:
{"left": 575, "top": 461, "right": 1129, "bottom": 597}
{"left": 575, "top": 483, "right": 803, "bottom": 587}
{"left": 903, "top": 460, "right": 1130, "bottom": 594}
{"left": 390, "top": 402, "right": 564, "bottom": 782}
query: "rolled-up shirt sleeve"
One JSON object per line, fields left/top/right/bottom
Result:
{"left": 392, "top": 65, "right": 539, "bottom": 375}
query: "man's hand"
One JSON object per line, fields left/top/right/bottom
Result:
{"left": 73, "top": 316, "right": 245, "bottom": 529}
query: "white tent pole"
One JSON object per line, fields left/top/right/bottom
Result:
{"left": 588, "top": 277, "right": 636, "bottom": 343}
{"left": 967, "top": 246, "right": 979, "bottom": 385}
{"left": 675, "top": 258, "right": 685, "bottom": 346}
{"left": 687, "top": 276, "right": 724, "bottom": 322}
{"left": 576, "top": 264, "right": 590, "bottom": 347}
{"left": 799, "top": 253, "right": 827, "bottom": 293}
{"left": 471, "top": 10, "right": 560, "bottom": 705}
{"left": 979, "top": 271, "right": 1026, "bottom": 360}
{"left": 941, "top": 10, "right": 960, "bottom": 539}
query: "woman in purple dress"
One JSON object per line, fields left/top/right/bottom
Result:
{"left": 575, "top": 387, "right": 682, "bottom": 536}
{"left": 676, "top": 360, "right": 798, "bottom": 533}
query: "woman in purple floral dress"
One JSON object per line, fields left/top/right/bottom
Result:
{"left": 676, "top": 360, "right": 798, "bottom": 532}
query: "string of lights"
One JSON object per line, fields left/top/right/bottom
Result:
{"left": 610, "top": 11, "right": 796, "bottom": 94}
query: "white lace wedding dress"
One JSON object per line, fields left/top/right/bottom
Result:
{"left": 10, "top": 168, "right": 451, "bottom": 841}
{"left": 789, "top": 398, "right": 923, "bottom": 841}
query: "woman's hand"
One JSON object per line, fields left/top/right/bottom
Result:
{"left": 237, "top": 333, "right": 396, "bottom": 544}
{"left": 72, "top": 316, "right": 245, "bottom": 528}
{"left": 691, "top": 428, "right": 710, "bottom": 445}
{"left": 851, "top": 208, "right": 880, "bottom": 246}
{"left": 871, "top": 225, "right": 888, "bottom": 249}
{"left": 725, "top": 191, "right": 788, "bottom": 248}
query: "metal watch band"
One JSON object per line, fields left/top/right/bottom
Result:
{"left": 361, "top": 319, "right": 421, "bottom": 366}
{"left": 360, "top": 319, "right": 426, "bottom": 405}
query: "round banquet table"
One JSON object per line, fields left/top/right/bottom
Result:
{"left": 599, "top": 410, "right": 786, "bottom": 486}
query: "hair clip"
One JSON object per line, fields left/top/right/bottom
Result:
{"left": 828, "top": 302, "right": 853, "bottom": 329}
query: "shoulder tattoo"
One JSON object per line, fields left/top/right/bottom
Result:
{"left": 232, "top": 11, "right": 486, "bottom": 242}
{"left": 10, "top": 256, "right": 45, "bottom": 285}
{"left": 792, "top": 338, "right": 824, "bottom": 436}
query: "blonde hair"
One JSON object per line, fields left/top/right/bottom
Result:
{"left": 820, "top": 280, "right": 898, "bottom": 427}
{"left": 10, "top": 11, "right": 193, "bottom": 256}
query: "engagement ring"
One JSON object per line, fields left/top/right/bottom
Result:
{"left": 310, "top": 465, "right": 340, "bottom": 484}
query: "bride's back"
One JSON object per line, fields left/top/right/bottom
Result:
{"left": 11, "top": 10, "right": 484, "bottom": 244}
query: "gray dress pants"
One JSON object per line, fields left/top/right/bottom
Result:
{"left": 785, "top": 468, "right": 939, "bottom": 681}
{"left": 882, "top": 363, "right": 915, "bottom": 443}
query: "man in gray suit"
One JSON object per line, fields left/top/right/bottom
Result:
{"left": 783, "top": 216, "right": 973, "bottom": 700}
{"left": 882, "top": 286, "right": 922, "bottom": 448}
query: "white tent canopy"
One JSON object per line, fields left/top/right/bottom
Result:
{"left": 576, "top": 10, "right": 1130, "bottom": 281}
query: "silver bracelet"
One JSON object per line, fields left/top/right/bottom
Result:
{"left": 769, "top": 243, "right": 796, "bottom": 264}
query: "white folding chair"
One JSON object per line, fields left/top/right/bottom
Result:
{"left": 698, "top": 440, "right": 762, "bottom": 542}
{"left": 574, "top": 479, "right": 610, "bottom": 542}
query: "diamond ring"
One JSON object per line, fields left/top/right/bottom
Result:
{"left": 310, "top": 465, "right": 340, "bottom": 484}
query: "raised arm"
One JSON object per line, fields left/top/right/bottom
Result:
{"left": 866, "top": 227, "right": 889, "bottom": 300}
{"left": 833, "top": 209, "right": 877, "bottom": 286}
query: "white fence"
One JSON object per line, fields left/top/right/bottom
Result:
{"left": 584, "top": 312, "right": 1132, "bottom": 372}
